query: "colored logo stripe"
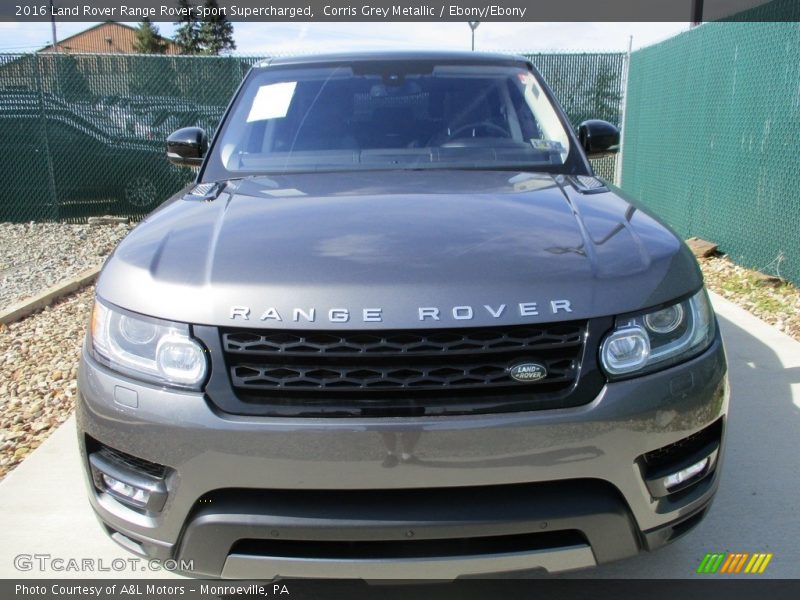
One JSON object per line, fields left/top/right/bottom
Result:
{"left": 697, "top": 552, "right": 773, "bottom": 574}
{"left": 720, "top": 553, "right": 748, "bottom": 573}
{"left": 745, "top": 553, "right": 773, "bottom": 574}
{"left": 697, "top": 553, "right": 725, "bottom": 573}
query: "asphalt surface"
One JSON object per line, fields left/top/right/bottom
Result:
{"left": 0, "top": 293, "right": 797, "bottom": 579}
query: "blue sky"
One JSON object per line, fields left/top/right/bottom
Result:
{"left": 0, "top": 22, "right": 691, "bottom": 54}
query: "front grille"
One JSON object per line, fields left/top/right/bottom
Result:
{"left": 230, "top": 529, "right": 587, "bottom": 560}
{"left": 204, "top": 320, "right": 605, "bottom": 417}
{"left": 224, "top": 327, "right": 582, "bottom": 357}
{"left": 230, "top": 359, "right": 575, "bottom": 390}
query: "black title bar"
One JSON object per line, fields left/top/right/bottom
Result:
{"left": 5, "top": 579, "right": 800, "bottom": 600}
{"left": 2, "top": 0, "right": 798, "bottom": 22}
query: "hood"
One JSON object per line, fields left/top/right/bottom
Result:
{"left": 97, "top": 170, "right": 701, "bottom": 329}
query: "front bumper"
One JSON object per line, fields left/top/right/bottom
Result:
{"left": 76, "top": 332, "right": 728, "bottom": 578}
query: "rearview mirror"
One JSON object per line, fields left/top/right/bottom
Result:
{"left": 166, "top": 127, "right": 208, "bottom": 167}
{"left": 577, "top": 120, "right": 620, "bottom": 158}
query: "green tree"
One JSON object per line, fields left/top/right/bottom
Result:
{"left": 198, "top": 0, "right": 236, "bottom": 55}
{"left": 133, "top": 18, "right": 167, "bottom": 54}
{"left": 174, "top": 0, "right": 202, "bottom": 55}
{"left": 52, "top": 54, "right": 92, "bottom": 102}
{"left": 588, "top": 63, "right": 622, "bottom": 124}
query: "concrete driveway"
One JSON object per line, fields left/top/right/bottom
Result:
{"left": 562, "top": 293, "right": 800, "bottom": 579}
{"left": 0, "top": 293, "right": 797, "bottom": 579}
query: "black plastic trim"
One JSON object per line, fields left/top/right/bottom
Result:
{"left": 174, "top": 479, "right": 640, "bottom": 577}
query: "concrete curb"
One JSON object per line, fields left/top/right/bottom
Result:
{"left": 0, "top": 265, "right": 101, "bottom": 325}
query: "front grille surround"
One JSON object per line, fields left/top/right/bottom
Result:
{"left": 194, "top": 318, "right": 610, "bottom": 417}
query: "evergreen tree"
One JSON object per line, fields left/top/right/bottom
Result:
{"left": 174, "top": 0, "right": 202, "bottom": 55}
{"left": 198, "top": 0, "right": 236, "bottom": 55}
{"left": 133, "top": 18, "right": 167, "bottom": 54}
{"left": 588, "top": 64, "right": 622, "bottom": 124}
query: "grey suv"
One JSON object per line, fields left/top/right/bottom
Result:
{"left": 77, "top": 52, "right": 729, "bottom": 579}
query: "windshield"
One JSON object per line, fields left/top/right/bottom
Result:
{"left": 205, "top": 61, "right": 575, "bottom": 177}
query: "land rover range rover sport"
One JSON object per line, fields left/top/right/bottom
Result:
{"left": 77, "top": 52, "right": 728, "bottom": 579}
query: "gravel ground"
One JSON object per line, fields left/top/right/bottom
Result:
{"left": 0, "top": 287, "right": 94, "bottom": 479}
{"left": 0, "top": 222, "right": 131, "bottom": 311}
{"left": 700, "top": 255, "right": 800, "bottom": 341}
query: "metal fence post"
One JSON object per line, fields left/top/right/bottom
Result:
{"left": 34, "top": 53, "right": 59, "bottom": 221}
{"left": 615, "top": 35, "right": 633, "bottom": 187}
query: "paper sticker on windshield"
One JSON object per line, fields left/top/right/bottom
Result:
{"left": 517, "top": 71, "right": 535, "bottom": 85}
{"left": 517, "top": 71, "right": 539, "bottom": 97}
{"left": 246, "top": 82, "right": 297, "bottom": 122}
{"left": 530, "top": 139, "right": 565, "bottom": 152}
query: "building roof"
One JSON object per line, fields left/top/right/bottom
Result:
{"left": 39, "top": 21, "right": 180, "bottom": 55}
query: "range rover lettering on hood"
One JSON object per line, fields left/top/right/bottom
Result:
{"left": 229, "top": 300, "right": 573, "bottom": 324}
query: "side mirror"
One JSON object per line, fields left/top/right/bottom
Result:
{"left": 166, "top": 127, "right": 208, "bottom": 166}
{"left": 577, "top": 120, "right": 620, "bottom": 158}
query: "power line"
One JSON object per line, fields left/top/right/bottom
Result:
{"left": 0, "top": 44, "right": 47, "bottom": 51}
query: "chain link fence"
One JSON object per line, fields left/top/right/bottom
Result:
{"left": 530, "top": 52, "right": 625, "bottom": 182}
{"left": 621, "top": 22, "right": 800, "bottom": 286}
{"left": 0, "top": 51, "right": 623, "bottom": 222}
{"left": 0, "top": 53, "right": 259, "bottom": 222}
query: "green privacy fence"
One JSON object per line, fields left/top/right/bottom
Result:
{"left": 620, "top": 22, "right": 800, "bottom": 286}
{"left": 0, "top": 51, "right": 624, "bottom": 222}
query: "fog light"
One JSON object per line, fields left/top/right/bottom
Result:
{"left": 664, "top": 457, "right": 709, "bottom": 491}
{"left": 644, "top": 446, "right": 719, "bottom": 498}
{"left": 89, "top": 451, "right": 168, "bottom": 512}
{"left": 102, "top": 474, "right": 151, "bottom": 507}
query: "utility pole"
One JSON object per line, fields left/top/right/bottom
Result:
{"left": 468, "top": 21, "right": 479, "bottom": 51}
{"left": 691, "top": 0, "right": 704, "bottom": 26}
{"left": 49, "top": 0, "right": 59, "bottom": 52}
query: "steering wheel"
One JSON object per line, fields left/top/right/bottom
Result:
{"left": 447, "top": 121, "right": 510, "bottom": 140}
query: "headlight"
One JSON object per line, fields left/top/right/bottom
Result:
{"left": 600, "top": 289, "right": 715, "bottom": 378}
{"left": 90, "top": 300, "right": 207, "bottom": 389}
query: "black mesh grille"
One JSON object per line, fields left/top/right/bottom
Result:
{"left": 212, "top": 321, "right": 596, "bottom": 416}
{"left": 223, "top": 326, "right": 584, "bottom": 357}
{"left": 97, "top": 444, "right": 167, "bottom": 479}
{"left": 230, "top": 358, "right": 577, "bottom": 391}
{"left": 642, "top": 419, "right": 723, "bottom": 470}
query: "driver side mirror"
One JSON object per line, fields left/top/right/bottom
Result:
{"left": 577, "top": 120, "right": 620, "bottom": 158}
{"left": 166, "top": 127, "right": 208, "bottom": 167}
